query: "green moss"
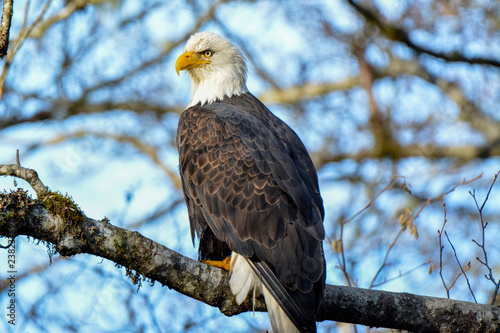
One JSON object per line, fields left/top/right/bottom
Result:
{"left": 124, "top": 267, "right": 147, "bottom": 291}
{"left": 1, "top": 211, "right": 16, "bottom": 223}
{"left": 0, "top": 211, "right": 17, "bottom": 234}
{"left": 0, "top": 189, "right": 57, "bottom": 258}
{"left": 111, "top": 232, "right": 146, "bottom": 290}
{"left": 37, "top": 190, "right": 86, "bottom": 257}
{"left": 125, "top": 269, "right": 155, "bottom": 290}
{"left": 112, "top": 235, "right": 124, "bottom": 251}
{"left": 0, "top": 189, "right": 33, "bottom": 230}
{"left": 38, "top": 190, "right": 85, "bottom": 225}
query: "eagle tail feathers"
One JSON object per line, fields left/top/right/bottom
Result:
{"left": 261, "top": 285, "right": 301, "bottom": 333}
{"left": 250, "top": 261, "right": 317, "bottom": 333}
{"left": 229, "top": 253, "right": 317, "bottom": 333}
{"left": 229, "top": 252, "right": 260, "bottom": 305}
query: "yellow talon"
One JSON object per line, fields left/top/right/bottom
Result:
{"left": 202, "top": 256, "right": 231, "bottom": 271}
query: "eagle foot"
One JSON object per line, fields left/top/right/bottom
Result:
{"left": 202, "top": 256, "right": 231, "bottom": 271}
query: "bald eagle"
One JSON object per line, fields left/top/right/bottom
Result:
{"left": 175, "top": 32, "right": 325, "bottom": 333}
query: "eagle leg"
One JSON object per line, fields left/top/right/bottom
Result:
{"left": 202, "top": 256, "right": 231, "bottom": 271}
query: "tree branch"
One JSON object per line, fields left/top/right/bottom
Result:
{"left": 0, "top": 164, "right": 49, "bottom": 196}
{"left": 28, "top": 0, "right": 108, "bottom": 39}
{"left": 311, "top": 142, "right": 500, "bottom": 167}
{"left": 347, "top": 0, "right": 500, "bottom": 67}
{"left": 1, "top": 165, "right": 499, "bottom": 332}
{"left": 0, "top": 0, "right": 14, "bottom": 58}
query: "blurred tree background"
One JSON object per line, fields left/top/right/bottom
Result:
{"left": 0, "top": 0, "right": 499, "bottom": 332}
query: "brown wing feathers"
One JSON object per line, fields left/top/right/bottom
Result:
{"left": 177, "top": 92, "right": 325, "bottom": 332}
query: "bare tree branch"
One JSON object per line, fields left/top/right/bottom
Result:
{"left": 470, "top": 170, "right": 500, "bottom": 305}
{"left": 439, "top": 204, "right": 451, "bottom": 298}
{"left": 312, "top": 142, "right": 500, "bottom": 167}
{"left": 347, "top": 0, "right": 500, "bottom": 67}
{"left": 0, "top": 100, "right": 184, "bottom": 129}
{"left": 28, "top": 0, "right": 108, "bottom": 39}
{"left": 444, "top": 231, "right": 477, "bottom": 303}
{"left": 258, "top": 77, "right": 361, "bottom": 104}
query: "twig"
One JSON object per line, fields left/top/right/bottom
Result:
{"left": 342, "top": 175, "right": 408, "bottom": 225}
{"left": 470, "top": 170, "right": 500, "bottom": 305}
{"left": 337, "top": 222, "right": 354, "bottom": 287}
{"left": 369, "top": 228, "right": 404, "bottom": 289}
{"left": 447, "top": 271, "right": 464, "bottom": 292}
{"left": 336, "top": 221, "right": 359, "bottom": 333}
{"left": 438, "top": 204, "right": 450, "bottom": 298}
{"left": 434, "top": 174, "right": 482, "bottom": 201}
{"left": 445, "top": 231, "right": 477, "bottom": 303}
{"left": 371, "top": 258, "right": 433, "bottom": 289}
{"left": 369, "top": 199, "right": 430, "bottom": 289}
{"left": 405, "top": 197, "right": 430, "bottom": 236}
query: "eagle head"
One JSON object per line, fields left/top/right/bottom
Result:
{"left": 175, "top": 32, "right": 248, "bottom": 107}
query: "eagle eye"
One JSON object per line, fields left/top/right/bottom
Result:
{"left": 202, "top": 50, "right": 213, "bottom": 58}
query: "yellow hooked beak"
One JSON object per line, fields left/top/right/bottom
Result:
{"left": 175, "top": 51, "right": 211, "bottom": 75}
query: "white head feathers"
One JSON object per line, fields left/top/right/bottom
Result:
{"left": 180, "top": 32, "right": 248, "bottom": 107}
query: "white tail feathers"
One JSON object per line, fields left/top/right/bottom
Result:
{"left": 261, "top": 285, "right": 300, "bottom": 333}
{"left": 229, "top": 252, "right": 260, "bottom": 304}
{"left": 229, "top": 252, "right": 300, "bottom": 333}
